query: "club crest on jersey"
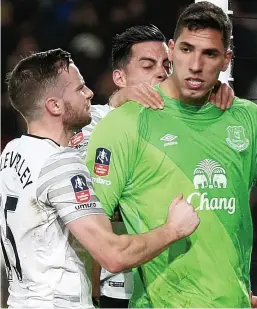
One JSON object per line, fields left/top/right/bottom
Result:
{"left": 226, "top": 126, "right": 249, "bottom": 152}
{"left": 71, "top": 175, "right": 91, "bottom": 203}
{"left": 70, "top": 129, "right": 84, "bottom": 147}
{"left": 94, "top": 148, "right": 111, "bottom": 176}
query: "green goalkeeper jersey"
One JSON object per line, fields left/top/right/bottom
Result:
{"left": 86, "top": 85, "right": 257, "bottom": 308}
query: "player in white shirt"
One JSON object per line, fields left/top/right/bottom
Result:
{"left": 1, "top": 137, "right": 98, "bottom": 308}
{"left": 0, "top": 48, "right": 200, "bottom": 309}
{"left": 70, "top": 25, "right": 235, "bottom": 308}
{"left": 69, "top": 105, "right": 113, "bottom": 159}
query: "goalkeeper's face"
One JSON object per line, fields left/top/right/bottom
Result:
{"left": 168, "top": 27, "right": 232, "bottom": 104}
{"left": 60, "top": 64, "right": 94, "bottom": 131}
{"left": 117, "top": 41, "right": 170, "bottom": 87}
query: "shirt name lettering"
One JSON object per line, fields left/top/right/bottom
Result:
{"left": 0, "top": 151, "right": 33, "bottom": 189}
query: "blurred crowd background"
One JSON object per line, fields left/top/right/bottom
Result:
{"left": 1, "top": 0, "right": 257, "bottom": 306}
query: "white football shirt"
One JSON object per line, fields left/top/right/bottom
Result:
{"left": 70, "top": 104, "right": 134, "bottom": 300}
{"left": 0, "top": 134, "right": 105, "bottom": 308}
{"left": 100, "top": 222, "right": 133, "bottom": 299}
{"left": 69, "top": 104, "right": 113, "bottom": 159}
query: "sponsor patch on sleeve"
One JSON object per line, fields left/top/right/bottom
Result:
{"left": 71, "top": 175, "right": 91, "bottom": 203}
{"left": 70, "top": 129, "right": 84, "bottom": 147}
{"left": 94, "top": 148, "right": 111, "bottom": 176}
{"left": 108, "top": 281, "right": 125, "bottom": 288}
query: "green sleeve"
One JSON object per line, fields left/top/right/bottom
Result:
{"left": 255, "top": 115, "right": 257, "bottom": 186}
{"left": 248, "top": 100, "right": 257, "bottom": 186}
{"left": 234, "top": 98, "right": 257, "bottom": 187}
{"left": 251, "top": 101, "right": 257, "bottom": 186}
{"left": 255, "top": 155, "right": 257, "bottom": 186}
{"left": 86, "top": 102, "right": 141, "bottom": 217}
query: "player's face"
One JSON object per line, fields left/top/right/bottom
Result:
{"left": 61, "top": 64, "right": 94, "bottom": 131}
{"left": 114, "top": 41, "right": 170, "bottom": 87}
{"left": 169, "top": 27, "right": 232, "bottom": 104}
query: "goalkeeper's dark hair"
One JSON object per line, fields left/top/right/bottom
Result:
{"left": 6, "top": 48, "right": 72, "bottom": 121}
{"left": 112, "top": 25, "right": 166, "bottom": 70}
{"left": 174, "top": 1, "right": 232, "bottom": 49}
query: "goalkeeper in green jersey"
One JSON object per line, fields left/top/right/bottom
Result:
{"left": 88, "top": 25, "right": 238, "bottom": 308}
{"left": 86, "top": 3, "right": 257, "bottom": 307}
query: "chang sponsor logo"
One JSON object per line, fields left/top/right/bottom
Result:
{"left": 187, "top": 192, "right": 235, "bottom": 215}
{"left": 193, "top": 159, "right": 227, "bottom": 189}
{"left": 188, "top": 159, "right": 236, "bottom": 215}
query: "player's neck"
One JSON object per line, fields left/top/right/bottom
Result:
{"left": 160, "top": 76, "right": 210, "bottom": 106}
{"left": 28, "top": 120, "right": 72, "bottom": 147}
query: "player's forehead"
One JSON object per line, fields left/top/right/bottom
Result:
{"left": 59, "top": 63, "right": 84, "bottom": 89}
{"left": 175, "top": 27, "right": 225, "bottom": 52}
{"left": 131, "top": 41, "right": 168, "bottom": 62}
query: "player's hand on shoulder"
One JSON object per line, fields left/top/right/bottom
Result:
{"left": 109, "top": 83, "right": 164, "bottom": 110}
{"left": 210, "top": 81, "right": 234, "bottom": 110}
{"left": 167, "top": 193, "right": 200, "bottom": 240}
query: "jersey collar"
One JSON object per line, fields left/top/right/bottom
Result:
{"left": 24, "top": 134, "right": 60, "bottom": 147}
{"left": 155, "top": 84, "right": 224, "bottom": 120}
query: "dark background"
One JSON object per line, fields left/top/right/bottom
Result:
{"left": 1, "top": 0, "right": 257, "bottom": 306}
